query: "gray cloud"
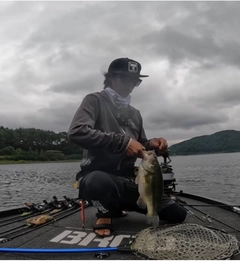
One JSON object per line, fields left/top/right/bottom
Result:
{"left": 147, "top": 109, "right": 229, "bottom": 130}
{"left": 145, "top": 26, "right": 221, "bottom": 63}
{"left": 1, "top": 1, "right": 240, "bottom": 145}
{"left": 24, "top": 102, "right": 79, "bottom": 132}
{"left": 141, "top": 2, "right": 240, "bottom": 67}
{"left": 46, "top": 73, "right": 101, "bottom": 94}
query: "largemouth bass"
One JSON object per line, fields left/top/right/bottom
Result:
{"left": 135, "top": 150, "right": 164, "bottom": 216}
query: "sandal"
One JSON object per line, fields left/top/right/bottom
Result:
{"left": 93, "top": 212, "right": 114, "bottom": 238}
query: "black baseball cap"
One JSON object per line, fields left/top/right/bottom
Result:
{"left": 108, "top": 58, "right": 149, "bottom": 78}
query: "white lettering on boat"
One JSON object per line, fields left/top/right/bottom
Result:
{"left": 78, "top": 233, "right": 96, "bottom": 246}
{"left": 91, "top": 235, "right": 114, "bottom": 247}
{"left": 50, "top": 230, "right": 87, "bottom": 244}
{"left": 50, "top": 230, "right": 135, "bottom": 247}
{"left": 50, "top": 230, "right": 72, "bottom": 242}
{"left": 109, "top": 235, "right": 131, "bottom": 247}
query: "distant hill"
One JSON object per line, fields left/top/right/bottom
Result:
{"left": 169, "top": 130, "right": 240, "bottom": 155}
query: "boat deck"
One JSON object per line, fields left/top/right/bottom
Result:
{"left": 0, "top": 192, "right": 239, "bottom": 260}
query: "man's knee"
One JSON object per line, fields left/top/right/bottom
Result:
{"left": 82, "top": 171, "right": 111, "bottom": 188}
{"left": 158, "top": 203, "right": 187, "bottom": 224}
{"left": 79, "top": 171, "right": 116, "bottom": 199}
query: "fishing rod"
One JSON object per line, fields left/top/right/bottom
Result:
{"left": 173, "top": 191, "right": 239, "bottom": 210}
{"left": 171, "top": 195, "right": 240, "bottom": 232}
{"left": 180, "top": 204, "right": 240, "bottom": 208}
{"left": 0, "top": 196, "right": 67, "bottom": 230}
{"left": 0, "top": 197, "right": 86, "bottom": 243}
{"left": 179, "top": 204, "right": 240, "bottom": 236}
{"left": 183, "top": 204, "right": 240, "bottom": 233}
{"left": 0, "top": 200, "right": 58, "bottom": 227}
{"left": 0, "top": 206, "right": 42, "bottom": 224}
{"left": 0, "top": 205, "right": 85, "bottom": 243}
{"left": 0, "top": 196, "right": 79, "bottom": 235}
{"left": 0, "top": 208, "right": 79, "bottom": 243}
{"left": 181, "top": 204, "right": 240, "bottom": 215}
{"left": 181, "top": 206, "right": 211, "bottom": 225}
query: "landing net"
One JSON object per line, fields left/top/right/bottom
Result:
{"left": 131, "top": 223, "right": 240, "bottom": 260}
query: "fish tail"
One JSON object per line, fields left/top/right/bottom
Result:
{"left": 146, "top": 214, "right": 159, "bottom": 226}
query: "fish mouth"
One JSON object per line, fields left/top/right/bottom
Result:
{"left": 141, "top": 151, "right": 157, "bottom": 173}
{"left": 141, "top": 160, "right": 154, "bottom": 173}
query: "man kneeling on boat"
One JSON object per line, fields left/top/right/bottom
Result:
{"left": 68, "top": 57, "right": 187, "bottom": 237}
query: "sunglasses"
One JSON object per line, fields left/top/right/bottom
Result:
{"left": 118, "top": 75, "right": 142, "bottom": 87}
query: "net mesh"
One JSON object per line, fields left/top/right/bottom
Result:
{"left": 132, "top": 223, "right": 240, "bottom": 260}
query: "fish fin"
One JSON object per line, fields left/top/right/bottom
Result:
{"left": 134, "top": 166, "right": 139, "bottom": 176}
{"left": 135, "top": 174, "right": 139, "bottom": 184}
{"left": 137, "top": 197, "right": 147, "bottom": 209}
{"left": 146, "top": 215, "right": 159, "bottom": 226}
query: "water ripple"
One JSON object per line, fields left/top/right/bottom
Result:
{"left": 0, "top": 153, "right": 240, "bottom": 211}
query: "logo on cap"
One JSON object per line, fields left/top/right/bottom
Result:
{"left": 128, "top": 61, "right": 138, "bottom": 73}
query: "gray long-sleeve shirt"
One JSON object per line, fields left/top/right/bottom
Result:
{"left": 68, "top": 90, "right": 152, "bottom": 176}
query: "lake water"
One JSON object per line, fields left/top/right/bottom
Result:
{"left": 0, "top": 152, "right": 239, "bottom": 211}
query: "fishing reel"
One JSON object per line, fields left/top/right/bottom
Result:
{"left": 51, "top": 196, "right": 64, "bottom": 209}
{"left": 63, "top": 196, "right": 81, "bottom": 208}
{"left": 159, "top": 150, "right": 178, "bottom": 192}
{"left": 24, "top": 202, "right": 48, "bottom": 213}
{"left": 159, "top": 149, "right": 171, "bottom": 164}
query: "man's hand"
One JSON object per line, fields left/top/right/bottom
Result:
{"left": 126, "top": 139, "right": 146, "bottom": 159}
{"left": 150, "top": 137, "right": 168, "bottom": 151}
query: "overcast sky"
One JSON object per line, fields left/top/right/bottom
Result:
{"left": 1, "top": 1, "right": 240, "bottom": 145}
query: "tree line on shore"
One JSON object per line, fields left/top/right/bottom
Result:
{"left": 2, "top": 126, "right": 239, "bottom": 162}
{"left": 169, "top": 130, "right": 240, "bottom": 155}
{"left": 0, "top": 126, "right": 83, "bottom": 162}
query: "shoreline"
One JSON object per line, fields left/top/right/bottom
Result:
{"left": 1, "top": 151, "right": 240, "bottom": 164}
{"left": 170, "top": 151, "right": 240, "bottom": 156}
{"left": 0, "top": 160, "right": 81, "bottom": 165}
